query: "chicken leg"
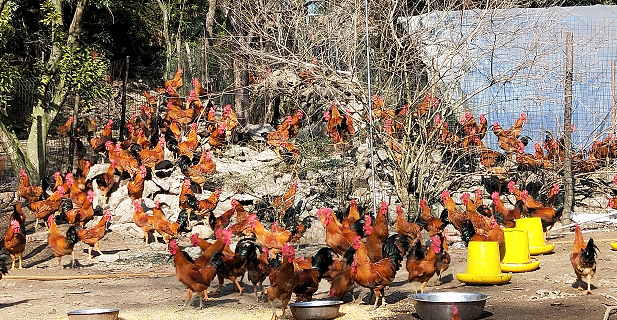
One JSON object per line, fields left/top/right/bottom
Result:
{"left": 182, "top": 288, "right": 193, "bottom": 310}
{"left": 95, "top": 241, "right": 103, "bottom": 256}
{"left": 373, "top": 289, "right": 381, "bottom": 309}
{"left": 586, "top": 273, "right": 592, "bottom": 294}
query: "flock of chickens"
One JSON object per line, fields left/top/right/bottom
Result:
{"left": 0, "top": 68, "right": 605, "bottom": 319}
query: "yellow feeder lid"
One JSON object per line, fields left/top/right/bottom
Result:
{"left": 500, "top": 257, "right": 540, "bottom": 273}
{"left": 610, "top": 241, "right": 617, "bottom": 250}
{"left": 529, "top": 243, "right": 555, "bottom": 255}
{"left": 456, "top": 273, "right": 512, "bottom": 285}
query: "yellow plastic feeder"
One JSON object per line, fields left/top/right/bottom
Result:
{"left": 456, "top": 241, "right": 512, "bottom": 285}
{"left": 500, "top": 228, "right": 540, "bottom": 272}
{"left": 610, "top": 242, "right": 617, "bottom": 250}
{"left": 516, "top": 217, "right": 555, "bottom": 255}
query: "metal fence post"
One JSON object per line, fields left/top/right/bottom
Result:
{"left": 562, "top": 32, "right": 574, "bottom": 225}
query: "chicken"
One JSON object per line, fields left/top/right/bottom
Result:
{"left": 169, "top": 238, "right": 222, "bottom": 309}
{"left": 491, "top": 192, "right": 520, "bottom": 228}
{"left": 362, "top": 215, "right": 384, "bottom": 262}
{"left": 132, "top": 199, "right": 154, "bottom": 245}
{"left": 272, "top": 182, "right": 297, "bottom": 220}
{"left": 65, "top": 173, "right": 87, "bottom": 208}
{"left": 266, "top": 116, "right": 291, "bottom": 150}
{"left": 75, "top": 159, "right": 91, "bottom": 191}
{"left": 460, "top": 215, "right": 505, "bottom": 253}
{"left": 373, "top": 201, "right": 389, "bottom": 243}
{"left": 329, "top": 264, "right": 355, "bottom": 302}
{"left": 163, "top": 68, "right": 183, "bottom": 91}
{"left": 411, "top": 94, "right": 440, "bottom": 119}
{"left": 407, "top": 237, "right": 441, "bottom": 293}
{"left": 325, "top": 104, "right": 356, "bottom": 153}
{"left": 192, "top": 77, "right": 208, "bottom": 97}
{"left": 186, "top": 189, "right": 221, "bottom": 227}
{"left": 212, "top": 200, "right": 237, "bottom": 232}
{"left": 222, "top": 104, "right": 239, "bottom": 139}
{"left": 463, "top": 193, "right": 492, "bottom": 236}
{"left": 208, "top": 122, "right": 226, "bottom": 150}
{"left": 267, "top": 244, "right": 298, "bottom": 319}
{"left": 248, "top": 214, "right": 291, "bottom": 253}
{"left": 18, "top": 169, "right": 43, "bottom": 204}
{"left": 90, "top": 119, "right": 113, "bottom": 153}
{"left": 246, "top": 244, "right": 271, "bottom": 300}
{"left": 420, "top": 199, "right": 448, "bottom": 236}
{"left": 441, "top": 190, "right": 467, "bottom": 233}
{"left": 139, "top": 137, "right": 165, "bottom": 169}
{"left": 78, "top": 210, "right": 112, "bottom": 260}
{"left": 210, "top": 237, "right": 253, "bottom": 296}
{"left": 451, "top": 305, "right": 463, "bottom": 320}
{"left": 178, "top": 123, "right": 200, "bottom": 159}
{"left": 152, "top": 201, "right": 182, "bottom": 244}
{"left": 231, "top": 200, "right": 254, "bottom": 237}
{"left": 292, "top": 257, "right": 322, "bottom": 302}
{"left": 349, "top": 235, "right": 401, "bottom": 309}
{"left": 342, "top": 199, "right": 360, "bottom": 227}
{"left": 570, "top": 223, "right": 599, "bottom": 294}
{"left": 394, "top": 204, "right": 422, "bottom": 239}
{"left": 47, "top": 216, "right": 80, "bottom": 268}
{"left": 127, "top": 166, "right": 147, "bottom": 202}
{"left": 63, "top": 190, "right": 95, "bottom": 228}
{"left": 434, "top": 234, "right": 450, "bottom": 285}
{"left": 114, "top": 142, "right": 140, "bottom": 177}
{"left": 319, "top": 208, "right": 351, "bottom": 255}
{"left": 522, "top": 188, "right": 565, "bottom": 237}
{"left": 57, "top": 116, "right": 73, "bottom": 137}
{"left": 186, "top": 150, "right": 216, "bottom": 186}
{"left": 4, "top": 204, "right": 26, "bottom": 269}
{"left": 179, "top": 179, "right": 196, "bottom": 212}
{"left": 287, "top": 109, "right": 303, "bottom": 139}
{"left": 94, "top": 160, "right": 116, "bottom": 200}
{"left": 29, "top": 186, "right": 65, "bottom": 230}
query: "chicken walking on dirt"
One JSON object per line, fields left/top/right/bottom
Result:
{"left": 570, "top": 223, "right": 599, "bottom": 294}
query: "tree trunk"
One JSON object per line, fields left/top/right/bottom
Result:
{"left": 205, "top": 0, "right": 217, "bottom": 45}
{"left": 0, "top": 0, "right": 88, "bottom": 184}
{"left": 562, "top": 32, "right": 574, "bottom": 224}
{"left": 155, "top": 0, "right": 172, "bottom": 78}
{"left": 229, "top": 0, "right": 249, "bottom": 124}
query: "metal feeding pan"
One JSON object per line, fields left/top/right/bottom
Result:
{"left": 288, "top": 300, "right": 344, "bottom": 320}
{"left": 410, "top": 292, "right": 489, "bottom": 320}
{"left": 66, "top": 308, "right": 120, "bottom": 320}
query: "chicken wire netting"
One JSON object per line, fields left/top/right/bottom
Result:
{"left": 399, "top": 5, "right": 617, "bottom": 154}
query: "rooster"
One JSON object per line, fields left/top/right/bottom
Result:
{"left": 57, "top": 116, "right": 73, "bottom": 137}
{"left": 570, "top": 223, "right": 599, "bottom": 294}
{"left": 394, "top": 204, "right": 422, "bottom": 239}
{"left": 18, "top": 169, "right": 43, "bottom": 204}
{"left": 162, "top": 68, "right": 183, "bottom": 91}
{"left": 407, "top": 237, "right": 441, "bottom": 293}
{"left": 267, "top": 244, "right": 297, "bottom": 319}
{"left": 78, "top": 210, "right": 112, "bottom": 260}
{"left": 4, "top": 204, "right": 26, "bottom": 269}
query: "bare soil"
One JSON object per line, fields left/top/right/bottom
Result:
{"left": 2, "top": 222, "right": 617, "bottom": 320}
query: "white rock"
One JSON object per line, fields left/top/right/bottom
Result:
{"left": 149, "top": 242, "right": 168, "bottom": 251}
{"left": 192, "top": 224, "right": 214, "bottom": 239}
{"left": 253, "top": 149, "right": 278, "bottom": 162}
{"left": 154, "top": 194, "right": 181, "bottom": 220}
{"left": 113, "top": 198, "right": 135, "bottom": 223}
{"left": 86, "top": 163, "right": 111, "bottom": 181}
{"left": 108, "top": 185, "right": 128, "bottom": 210}
{"left": 143, "top": 180, "right": 160, "bottom": 199}
{"left": 97, "top": 253, "right": 120, "bottom": 263}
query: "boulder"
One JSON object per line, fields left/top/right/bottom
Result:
{"left": 143, "top": 180, "right": 161, "bottom": 199}
{"left": 154, "top": 194, "right": 181, "bottom": 220}
{"left": 108, "top": 185, "right": 128, "bottom": 211}
{"left": 253, "top": 149, "right": 278, "bottom": 162}
{"left": 112, "top": 198, "right": 135, "bottom": 223}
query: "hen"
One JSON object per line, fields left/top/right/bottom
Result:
{"left": 78, "top": 210, "right": 112, "bottom": 259}
{"left": 420, "top": 199, "right": 448, "bottom": 236}
{"left": 90, "top": 119, "right": 113, "bottom": 153}
{"left": 29, "top": 186, "right": 65, "bottom": 230}
{"left": 178, "top": 123, "right": 200, "bottom": 159}
{"left": 570, "top": 223, "right": 599, "bottom": 294}
{"left": 18, "top": 169, "right": 43, "bottom": 204}
{"left": 132, "top": 200, "right": 154, "bottom": 245}
{"left": 267, "top": 244, "right": 297, "bottom": 319}
{"left": 169, "top": 238, "right": 223, "bottom": 309}
{"left": 248, "top": 214, "right": 290, "bottom": 252}
{"left": 407, "top": 237, "right": 441, "bottom": 293}
{"left": 57, "top": 116, "right": 73, "bottom": 137}
{"left": 394, "top": 204, "right": 422, "bottom": 239}
{"left": 47, "top": 216, "right": 80, "bottom": 268}
{"left": 4, "top": 204, "right": 26, "bottom": 269}
{"left": 127, "top": 166, "right": 147, "bottom": 202}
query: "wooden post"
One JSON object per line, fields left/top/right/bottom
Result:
{"left": 67, "top": 92, "right": 80, "bottom": 172}
{"left": 562, "top": 32, "right": 574, "bottom": 225}
{"left": 611, "top": 59, "right": 617, "bottom": 135}
{"left": 119, "top": 56, "right": 130, "bottom": 140}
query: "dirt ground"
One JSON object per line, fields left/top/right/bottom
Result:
{"left": 3, "top": 221, "right": 617, "bottom": 320}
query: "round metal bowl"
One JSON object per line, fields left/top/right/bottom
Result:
{"left": 288, "top": 300, "right": 343, "bottom": 320}
{"left": 410, "top": 292, "right": 489, "bottom": 320}
{"left": 67, "top": 308, "right": 120, "bottom": 320}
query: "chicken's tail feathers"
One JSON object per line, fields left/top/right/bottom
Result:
{"left": 210, "top": 251, "right": 225, "bottom": 270}
{"left": 439, "top": 209, "right": 450, "bottom": 228}
{"left": 382, "top": 234, "right": 411, "bottom": 271}
{"left": 312, "top": 247, "right": 337, "bottom": 276}
{"left": 342, "top": 247, "right": 356, "bottom": 266}
{"left": 176, "top": 209, "right": 190, "bottom": 233}
{"left": 66, "top": 225, "right": 81, "bottom": 246}
{"left": 582, "top": 238, "right": 600, "bottom": 262}
{"left": 460, "top": 219, "right": 476, "bottom": 247}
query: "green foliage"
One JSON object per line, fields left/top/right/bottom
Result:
{"left": 0, "top": 59, "right": 19, "bottom": 107}
{"left": 40, "top": 0, "right": 62, "bottom": 27}
{"left": 57, "top": 47, "right": 111, "bottom": 110}
{"left": 0, "top": 2, "right": 16, "bottom": 47}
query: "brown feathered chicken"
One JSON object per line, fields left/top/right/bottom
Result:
{"left": 350, "top": 236, "right": 397, "bottom": 308}
{"left": 441, "top": 190, "right": 467, "bottom": 233}
{"left": 29, "top": 186, "right": 65, "bottom": 230}
{"left": 151, "top": 201, "right": 180, "bottom": 244}
{"left": 208, "top": 122, "right": 226, "bottom": 150}
{"left": 4, "top": 204, "right": 26, "bottom": 269}
{"left": 186, "top": 149, "right": 216, "bottom": 186}
{"left": 163, "top": 68, "right": 183, "bottom": 91}
{"left": 407, "top": 237, "right": 440, "bottom": 293}
{"left": 267, "top": 244, "right": 298, "bottom": 319}
{"left": 394, "top": 204, "right": 422, "bottom": 239}
{"left": 132, "top": 200, "right": 154, "bottom": 245}
{"left": 373, "top": 202, "right": 389, "bottom": 243}
{"left": 139, "top": 137, "right": 166, "bottom": 169}
{"left": 420, "top": 199, "right": 447, "bottom": 237}
{"left": 272, "top": 182, "right": 298, "bottom": 220}
{"left": 248, "top": 214, "right": 290, "bottom": 252}
{"left": 18, "top": 169, "right": 42, "bottom": 204}
{"left": 57, "top": 116, "right": 73, "bottom": 137}
{"left": 570, "top": 223, "right": 599, "bottom": 294}
{"left": 90, "top": 119, "right": 113, "bottom": 153}
{"left": 47, "top": 216, "right": 80, "bottom": 268}
{"left": 178, "top": 123, "right": 199, "bottom": 159}
{"left": 127, "top": 166, "right": 147, "bottom": 202}
{"left": 78, "top": 210, "right": 112, "bottom": 259}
